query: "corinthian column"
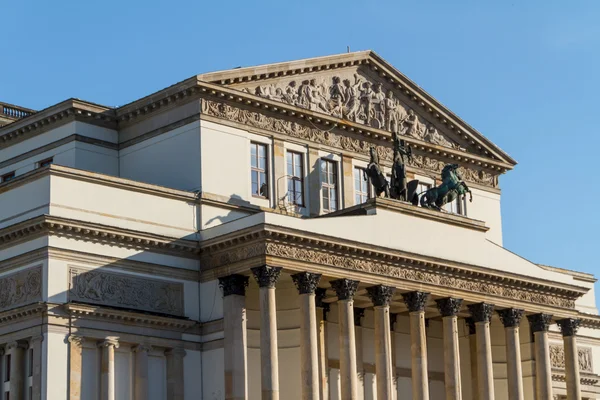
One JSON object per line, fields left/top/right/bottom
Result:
{"left": 330, "top": 278, "right": 360, "bottom": 400}
{"left": 219, "top": 274, "right": 249, "bottom": 400}
{"left": 527, "top": 313, "right": 553, "bottom": 400}
{"left": 367, "top": 285, "right": 395, "bottom": 400}
{"left": 7, "top": 341, "right": 27, "bottom": 399}
{"left": 134, "top": 345, "right": 152, "bottom": 400}
{"left": 436, "top": 298, "right": 463, "bottom": 400}
{"left": 252, "top": 266, "right": 282, "bottom": 400}
{"left": 292, "top": 272, "right": 322, "bottom": 400}
{"left": 557, "top": 318, "right": 581, "bottom": 400}
{"left": 315, "top": 288, "right": 330, "bottom": 400}
{"left": 29, "top": 335, "right": 43, "bottom": 400}
{"left": 99, "top": 337, "right": 120, "bottom": 400}
{"left": 497, "top": 309, "right": 525, "bottom": 400}
{"left": 467, "top": 303, "right": 495, "bottom": 400}
{"left": 402, "top": 291, "right": 430, "bottom": 400}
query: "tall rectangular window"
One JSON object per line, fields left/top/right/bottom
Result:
{"left": 286, "top": 151, "right": 304, "bottom": 207}
{"left": 321, "top": 159, "right": 338, "bottom": 213}
{"left": 5, "top": 354, "right": 11, "bottom": 382}
{"left": 354, "top": 167, "right": 369, "bottom": 204}
{"left": 250, "top": 143, "right": 268, "bottom": 198}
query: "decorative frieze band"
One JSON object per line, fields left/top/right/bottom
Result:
{"left": 0, "top": 266, "right": 42, "bottom": 312}
{"left": 550, "top": 344, "right": 593, "bottom": 373}
{"left": 69, "top": 267, "right": 184, "bottom": 316}
{"left": 201, "top": 99, "right": 498, "bottom": 188}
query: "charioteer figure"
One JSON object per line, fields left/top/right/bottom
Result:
{"left": 390, "top": 131, "right": 412, "bottom": 201}
{"left": 420, "top": 163, "right": 473, "bottom": 211}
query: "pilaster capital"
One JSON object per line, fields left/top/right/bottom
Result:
{"left": 497, "top": 308, "right": 524, "bottom": 328}
{"left": 291, "top": 272, "right": 322, "bottom": 294}
{"left": 165, "top": 347, "right": 187, "bottom": 358}
{"left": 251, "top": 266, "right": 282, "bottom": 288}
{"left": 467, "top": 302, "right": 494, "bottom": 323}
{"left": 29, "top": 335, "right": 44, "bottom": 345}
{"left": 402, "top": 291, "right": 429, "bottom": 312}
{"left": 330, "top": 278, "right": 360, "bottom": 301}
{"left": 353, "top": 308, "right": 365, "bottom": 327}
{"left": 465, "top": 317, "right": 476, "bottom": 335}
{"left": 527, "top": 313, "right": 553, "bottom": 333}
{"left": 315, "top": 287, "right": 330, "bottom": 312}
{"left": 68, "top": 335, "right": 84, "bottom": 347}
{"left": 6, "top": 341, "right": 28, "bottom": 351}
{"left": 133, "top": 344, "right": 153, "bottom": 353}
{"left": 218, "top": 274, "right": 249, "bottom": 297}
{"left": 98, "top": 336, "right": 120, "bottom": 349}
{"left": 556, "top": 318, "right": 580, "bottom": 337}
{"left": 366, "top": 285, "right": 395, "bottom": 307}
{"left": 435, "top": 298, "right": 463, "bottom": 317}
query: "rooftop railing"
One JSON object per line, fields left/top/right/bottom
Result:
{"left": 0, "top": 102, "right": 36, "bottom": 120}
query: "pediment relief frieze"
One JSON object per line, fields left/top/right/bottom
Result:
{"left": 230, "top": 67, "right": 475, "bottom": 154}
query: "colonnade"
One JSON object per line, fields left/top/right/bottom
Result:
{"left": 68, "top": 335, "right": 186, "bottom": 400}
{"left": 0, "top": 336, "right": 42, "bottom": 399}
{"left": 219, "top": 268, "right": 585, "bottom": 400}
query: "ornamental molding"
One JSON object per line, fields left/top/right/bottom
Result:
{"left": 69, "top": 267, "right": 185, "bottom": 316}
{"left": 200, "top": 228, "right": 583, "bottom": 310}
{"left": 201, "top": 98, "right": 500, "bottom": 189}
{"left": 0, "top": 303, "right": 45, "bottom": 324}
{"left": 550, "top": 344, "right": 594, "bottom": 373}
{"left": 0, "top": 266, "right": 43, "bottom": 312}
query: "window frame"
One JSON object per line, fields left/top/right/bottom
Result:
{"left": 250, "top": 142, "right": 269, "bottom": 199}
{"left": 321, "top": 159, "right": 338, "bottom": 213}
{"left": 353, "top": 166, "right": 370, "bottom": 205}
{"left": 286, "top": 151, "right": 305, "bottom": 207}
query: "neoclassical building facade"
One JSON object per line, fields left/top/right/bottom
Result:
{"left": 0, "top": 51, "right": 599, "bottom": 400}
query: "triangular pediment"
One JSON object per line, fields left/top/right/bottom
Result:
{"left": 197, "top": 51, "right": 516, "bottom": 165}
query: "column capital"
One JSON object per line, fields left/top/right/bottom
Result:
{"left": 467, "top": 302, "right": 494, "bottom": 323}
{"left": 353, "top": 308, "right": 365, "bottom": 327}
{"left": 556, "top": 318, "right": 580, "bottom": 337}
{"left": 29, "top": 335, "right": 44, "bottom": 345}
{"left": 366, "top": 285, "right": 395, "bottom": 307}
{"left": 6, "top": 341, "right": 28, "bottom": 350}
{"left": 218, "top": 274, "right": 249, "bottom": 296}
{"left": 98, "top": 336, "right": 120, "bottom": 349}
{"left": 251, "top": 265, "right": 282, "bottom": 288}
{"left": 402, "top": 291, "right": 429, "bottom": 312}
{"left": 330, "top": 278, "right": 360, "bottom": 301}
{"left": 133, "top": 344, "right": 153, "bottom": 353}
{"left": 315, "top": 287, "right": 330, "bottom": 312}
{"left": 165, "top": 347, "right": 187, "bottom": 358}
{"left": 68, "top": 334, "right": 84, "bottom": 347}
{"left": 497, "top": 308, "right": 524, "bottom": 328}
{"left": 291, "top": 272, "right": 322, "bottom": 294}
{"left": 435, "top": 297, "right": 463, "bottom": 317}
{"left": 527, "top": 313, "right": 553, "bottom": 333}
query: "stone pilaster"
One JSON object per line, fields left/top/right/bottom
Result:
{"left": 557, "top": 318, "right": 581, "bottom": 400}
{"left": 7, "top": 340, "right": 27, "bottom": 400}
{"left": 467, "top": 303, "right": 495, "bottom": 400}
{"left": 292, "top": 272, "right": 322, "bottom": 400}
{"left": 436, "top": 298, "right": 463, "bottom": 400}
{"left": 527, "top": 313, "right": 553, "bottom": 400}
{"left": 68, "top": 335, "right": 84, "bottom": 400}
{"left": 367, "top": 285, "right": 395, "bottom": 400}
{"left": 497, "top": 309, "right": 525, "bottom": 400}
{"left": 252, "top": 266, "right": 282, "bottom": 400}
{"left": 165, "top": 347, "right": 186, "bottom": 400}
{"left": 402, "top": 291, "right": 430, "bottom": 400}
{"left": 331, "top": 278, "right": 360, "bottom": 400}
{"left": 99, "top": 337, "right": 119, "bottom": 400}
{"left": 315, "top": 288, "right": 329, "bottom": 400}
{"left": 29, "top": 335, "right": 43, "bottom": 400}
{"left": 219, "top": 274, "right": 249, "bottom": 400}
{"left": 133, "top": 345, "right": 152, "bottom": 400}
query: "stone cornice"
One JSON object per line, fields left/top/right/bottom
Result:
{"left": 64, "top": 303, "right": 197, "bottom": 331}
{"left": 199, "top": 224, "right": 588, "bottom": 312}
{"left": 0, "top": 303, "right": 45, "bottom": 324}
{"left": 0, "top": 214, "right": 200, "bottom": 256}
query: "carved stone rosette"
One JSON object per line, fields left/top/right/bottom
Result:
{"left": 366, "top": 285, "right": 395, "bottom": 307}
{"left": 556, "top": 318, "right": 581, "bottom": 337}
{"left": 330, "top": 279, "right": 360, "bottom": 301}
{"left": 218, "top": 274, "right": 249, "bottom": 297}
{"left": 251, "top": 265, "right": 282, "bottom": 288}
{"left": 497, "top": 308, "right": 524, "bottom": 328}
{"left": 354, "top": 308, "right": 365, "bottom": 327}
{"left": 435, "top": 297, "right": 463, "bottom": 317}
{"left": 402, "top": 291, "right": 429, "bottom": 312}
{"left": 527, "top": 313, "right": 553, "bottom": 333}
{"left": 468, "top": 302, "right": 494, "bottom": 323}
{"left": 291, "top": 272, "right": 322, "bottom": 294}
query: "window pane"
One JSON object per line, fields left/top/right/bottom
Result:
{"left": 258, "top": 144, "right": 265, "bottom": 158}
{"left": 259, "top": 156, "right": 266, "bottom": 170}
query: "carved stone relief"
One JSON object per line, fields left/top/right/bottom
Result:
{"left": 0, "top": 266, "right": 42, "bottom": 311}
{"left": 550, "top": 344, "right": 593, "bottom": 373}
{"left": 69, "top": 267, "right": 184, "bottom": 316}
{"left": 201, "top": 99, "right": 498, "bottom": 187}
{"left": 238, "top": 70, "right": 462, "bottom": 150}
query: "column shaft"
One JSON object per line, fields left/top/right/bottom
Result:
{"left": 442, "top": 316, "right": 462, "bottom": 400}
{"left": 409, "top": 311, "right": 429, "bottom": 400}
{"left": 533, "top": 332, "right": 552, "bottom": 399}
{"left": 30, "top": 336, "right": 43, "bottom": 400}
{"left": 467, "top": 321, "right": 478, "bottom": 400}
{"left": 166, "top": 348, "right": 186, "bottom": 400}
{"left": 99, "top": 337, "right": 119, "bottom": 400}
{"left": 563, "top": 335, "right": 581, "bottom": 400}
{"left": 299, "top": 292, "right": 320, "bottom": 400}
{"left": 475, "top": 321, "right": 495, "bottom": 400}
{"left": 259, "top": 286, "right": 279, "bottom": 400}
{"left": 374, "top": 306, "right": 394, "bottom": 399}
{"left": 354, "top": 318, "right": 364, "bottom": 400}
{"left": 134, "top": 345, "right": 151, "bottom": 400}
{"left": 505, "top": 327, "right": 524, "bottom": 400}
{"left": 338, "top": 299, "right": 359, "bottom": 399}
{"left": 7, "top": 341, "right": 26, "bottom": 399}
{"left": 69, "top": 336, "right": 84, "bottom": 400}
{"left": 316, "top": 306, "right": 329, "bottom": 400}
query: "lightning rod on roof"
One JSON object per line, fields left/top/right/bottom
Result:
{"left": 347, "top": 46, "right": 350, "bottom": 53}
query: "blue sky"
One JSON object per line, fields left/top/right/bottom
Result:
{"left": 2, "top": 1, "right": 599, "bottom": 302}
